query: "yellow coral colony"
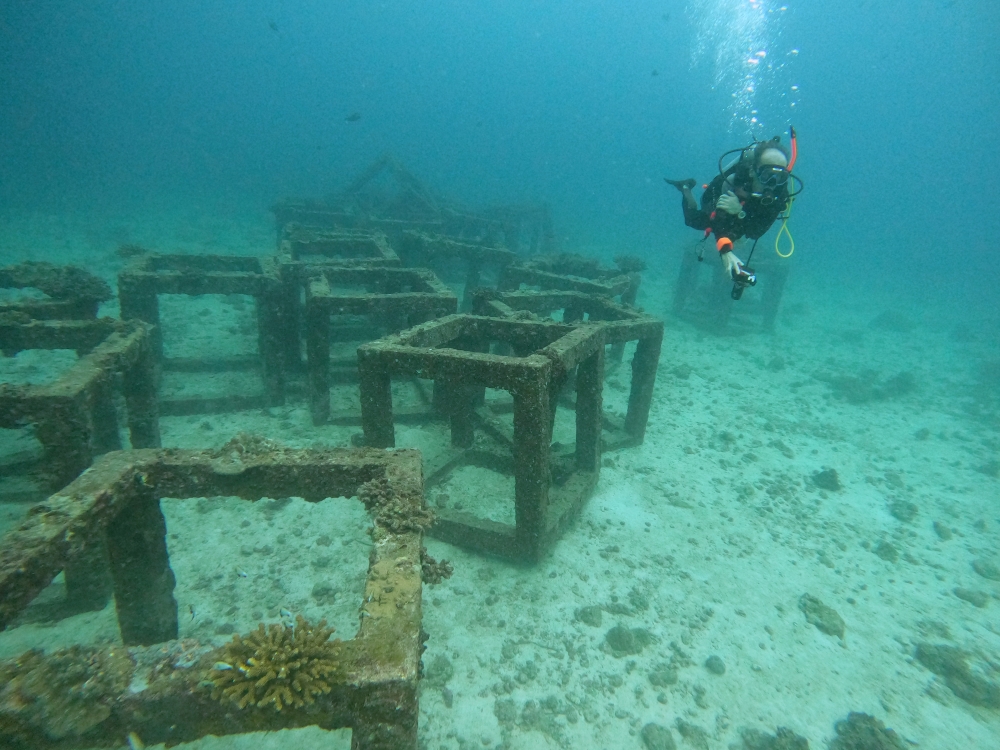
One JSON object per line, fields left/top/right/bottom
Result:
{"left": 208, "top": 615, "right": 341, "bottom": 711}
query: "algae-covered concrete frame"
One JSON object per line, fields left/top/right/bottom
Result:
{"left": 473, "top": 289, "right": 663, "bottom": 450}
{"left": 277, "top": 230, "right": 402, "bottom": 370}
{"left": 0, "top": 444, "right": 425, "bottom": 750}
{"left": 672, "top": 249, "right": 788, "bottom": 333}
{"left": 0, "top": 319, "right": 159, "bottom": 617}
{"left": 0, "top": 261, "right": 113, "bottom": 320}
{"left": 272, "top": 203, "right": 445, "bottom": 246}
{"left": 117, "top": 253, "right": 285, "bottom": 411}
{"left": 0, "top": 318, "right": 160, "bottom": 492}
{"left": 498, "top": 255, "right": 640, "bottom": 305}
{"left": 271, "top": 199, "right": 360, "bottom": 241}
{"left": 305, "top": 266, "right": 457, "bottom": 425}
{"left": 358, "top": 314, "right": 606, "bottom": 562}
{"left": 280, "top": 224, "right": 401, "bottom": 264}
{"left": 398, "top": 230, "right": 518, "bottom": 311}
{"left": 497, "top": 255, "right": 644, "bottom": 367}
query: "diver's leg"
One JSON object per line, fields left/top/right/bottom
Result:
{"left": 681, "top": 189, "right": 708, "bottom": 230}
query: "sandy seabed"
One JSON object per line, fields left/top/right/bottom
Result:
{"left": 0, "top": 205, "right": 998, "bottom": 750}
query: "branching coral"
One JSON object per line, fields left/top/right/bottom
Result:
{"left": 358, "top": 476, "right": 435, "bottom": 534}
{"left": 208, "top": 615, "right": 341, "bottom": 711}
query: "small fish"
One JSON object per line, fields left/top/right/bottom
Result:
{"left": 279, "top": 607, "right": 293, "bottom": 618}
{"left": 213, "top": 661, "right": 234, "bottom": 671}
{"left": 345, "top": 112, "right": 362, "bottom": 123}
{"left": 236, "top": 569, "right": 248, "bottom": 578}
{"left": 651, "top": 69, "right": 659, "bottom": 77}
{"left": 268, "top": 19, "right": 278, "bottom": 32}
{"left": 126, "top": 732, "right": 145, "bottom": 750}
{"left": 189, "top": 604, "right": 196, "bottom": 620}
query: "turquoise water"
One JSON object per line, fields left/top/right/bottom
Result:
{"left": 1, "top": 2, "right": 999, "bottom": 748}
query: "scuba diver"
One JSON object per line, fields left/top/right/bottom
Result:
{"left": 666, "top": 129, "right": 802, "bottom": 299}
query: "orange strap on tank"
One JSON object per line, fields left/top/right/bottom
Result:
{"left": 716, "top": 237, "right": 733, "bottom": 253}
{"left": 788, "top": 125, "right": 798, "bottom": 171}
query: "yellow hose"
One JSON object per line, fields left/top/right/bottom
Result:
{"left": 775, "top": 198, "right": 795, "bottom": 258}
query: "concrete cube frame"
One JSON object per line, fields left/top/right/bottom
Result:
{"left": 117, "top": 253, "right": 286, "bottom": 410}
{"left": 305, "top": 266, "right": 458, "bottom": 424}
{"left": 0, "top": 262, "right": 113, "bottom": 321}
{"left": 0, "top": 318, "right": 160, "bottom": 492}
{"left": 397, "top": 230, "right": 518, "bottom": 311}
{"left": 276, "top": 228, "right": 402, "bottom": 370}
{"left": 672, "top": 248, "right": 789, "bottom": 333}
{"left": 498, "top": 257, "right": 639, "bottom": 304}
{"left": 0, "top": 445, "right": 425, "bottom": 750}
{"left": 0, "top": 318, "right": 160, "bottom": 613}
{"left": 280, "top": 224, "right": 400, "bottom": 264}
{"left": 358, "top": 314, "right": 606, "bottom": 562}
{"left": 473, "top": 289, "right": 663, "bottom": 449}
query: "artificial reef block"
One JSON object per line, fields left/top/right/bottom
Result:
{"left": 0, "top": 261, "right": 112, "bottom": 320}
{"left": 280, "top": 224, "right": 400, "bottom": 263}
{"left": 0, "top": 644, "right": 133, "bottom": 740}
{"left": 117, "top": 252, "right": 285, "bottom": 409}
{"left": 0, "top": 442, "right": 426, "bottom": 750}
{"left": 472, "top": 288, "right": 664, "bottom": 448}
{"left": 0, "top": 317, "right": 160, "bottom": 491}
{"left": 274, "top": 155, "right": 556, "bottom": 255}
{"left": 672, "top": 246, "right": 790, "bottom": 333}
{"left": 498, "top": 253, "right": 639, "bottom": 322}
{"left": 275, "top": 227, "right": 403, "bottom": 371}
{"left": 358, "top": 313, "right": 606, "bottom": 562}
{"left": 398, "top": 230, "right": 518, "bottom": 310}
{"left": 304, "top": 265, "right": 457, "bottom": 424}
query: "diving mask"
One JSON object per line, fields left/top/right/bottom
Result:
{"left": 754, "top": 164, "right": 789, "bottom": 190}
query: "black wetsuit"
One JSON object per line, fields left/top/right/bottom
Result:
{"left": 682, "top": 164, "right": 789, "bottom": 243}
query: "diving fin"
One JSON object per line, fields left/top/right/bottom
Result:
{"left": 664, "top": 178, "right": 696, "bottom": 191}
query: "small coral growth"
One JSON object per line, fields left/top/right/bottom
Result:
{"left": 208, "top": 615, "right": 341, "bottom": 711}
{"left": 421, "top": 546, "right": 454, "bottom": 584}
{"left": 358, "top": 476, "right": 435, "bottom": 534}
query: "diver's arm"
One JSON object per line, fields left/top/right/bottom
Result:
{"left": 715, "top": 237, "right": 746, "bottom": 278}
{"left": 720, "top": 249, "right": 745, "bottom": 278}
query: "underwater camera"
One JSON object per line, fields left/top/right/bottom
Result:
{"left": 730, "top": 266, "right": 756, "bottom": 300}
